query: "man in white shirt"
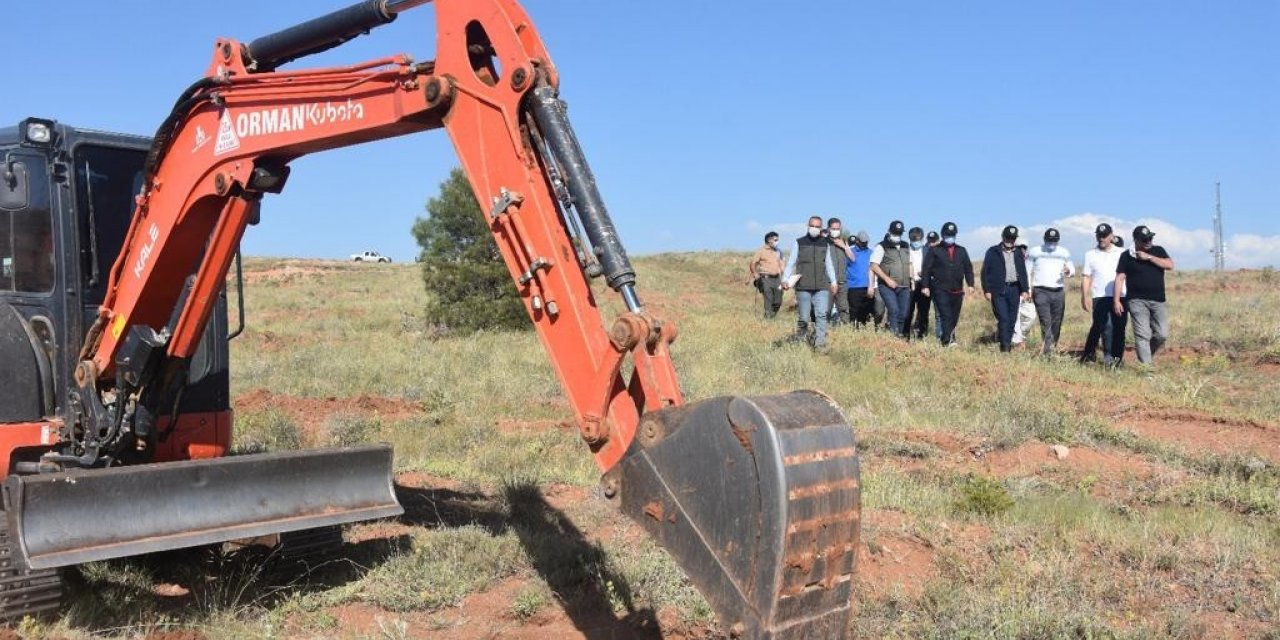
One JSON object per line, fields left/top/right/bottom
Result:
{"left": 902, "top": 226, "right": 932, "bottom": 340}
{"left": 1080, "top": 223, "right": 1127, "bottom": 365}
{"left": 1027, "top": 228, "right": 1075, "bottom": 355}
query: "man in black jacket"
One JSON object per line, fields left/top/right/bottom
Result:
{"left": 981, "top": 225, "right": 1031, "bottom": 352}
{"left": 921, "top": 221, "right": 975, "bottom": 346}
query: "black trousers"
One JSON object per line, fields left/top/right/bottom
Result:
{"left": 1082, "top": 296, "right": 1128, "bottom": 363}
{"left": 848, "top": 286, "right": 875, "bottom": 327}
{"left": 903, "top": 282, "right": 931, "bottom": 340}
{"left": 990, "top": 282, "right": 1021, "bottom": 351}
{"left": 935, "top": 290, "right": 965, "bottom": 345}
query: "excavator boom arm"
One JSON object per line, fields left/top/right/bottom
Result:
{"left": 60, "top": 2, "right": 861, "bottom": 637}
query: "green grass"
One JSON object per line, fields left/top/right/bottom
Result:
{"left": 31, "top": 255, "right": 1279, "bottom": 638}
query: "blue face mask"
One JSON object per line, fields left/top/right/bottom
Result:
{"left": 910, "top": 240, "right": 923, "bottom": 250}
{"left": 943, "top": 237, "right": 956, "bottom": 246}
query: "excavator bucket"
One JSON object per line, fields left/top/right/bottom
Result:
{"left": 616, "top": 391, "right": 860, "bottom": 639}
{"left": 3, "top": 445, "right": 402, "bottom": 570}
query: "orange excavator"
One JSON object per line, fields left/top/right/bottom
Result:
{"left": 0, "top": 1, "right": 860, "bottom": 636}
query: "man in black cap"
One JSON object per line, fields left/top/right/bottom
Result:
{"left": 920, "top": 222, "right": 975, "bottom": 346}
{"left": 1026, "top": 227, "right": 1075, "bottom": 355}
{"left": 981, "top": 225, "right": 1031, "bottom": 352}
{"left": 1114, "top": 225, "right": 1174, "bottom": 367}
{"left": 871, "top": 220, "right": 914, "bottom": 338}
{"left": 1081, "top": 222, "right": 1127, "bottom": 365}
{"left": 925, "top": 230, "right": 943, "bottom": 341}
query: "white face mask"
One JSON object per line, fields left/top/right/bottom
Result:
{"left": 1045, "top": 243, "right": 1058, "bottom": 251}
{"left": 943, "top": 237, "right": 956, "bottom": 246}
{"left": 889, "top": 235, "right": 902, "bottom": 244}
{"left": 807, "top": 227, "right": 821, "bottom": 238}
{"left": 829, "top": 229, "right": 842, "bottom": 238}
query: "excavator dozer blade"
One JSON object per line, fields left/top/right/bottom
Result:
{"left": 616, "top": 391, "right": 860, "bottom": 640}
{"left": 3, "top": 445, "right": 403, "bottom": 570}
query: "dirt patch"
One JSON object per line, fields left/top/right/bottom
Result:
{"left": 900, "top": 430, "right": 971, "bottom": 455}
{"left": 141, "top": 632, "right": 208, "bottom": 640}
{"left": 858, "top": 532, "right": 935, "bottom": 599}
{"left": 240, "top": 264, "right": 332, "bottom": 284}
{"left": 1191, "top": 611, "right": 1277, "bottom": 640}
{"left": 250, "top": 330, "right": 305, "bottom": 353}
{"left": 313, "top": 577, "right": 703, "bottom": 640}
{"left": 235, "top": 388, "right": 425, "bottom": 440}
{"left": 857, "top": 511, "right": 936, "bottom": 599}
{"left": 1118, "top": 410, "right": 1280, "bottom": 463}
{"left": 981, "top": 441, "right": 1155, "bottom": 479}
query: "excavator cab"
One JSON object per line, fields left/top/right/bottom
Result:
{"left": 0, "top": 120, "right": 230, "bottom": 455}
{"left": 0, "top": 119, "right": 402, "bottom": 618}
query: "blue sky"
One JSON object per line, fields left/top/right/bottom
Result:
{"left": 4, "top": 1, "right": 1276, "bottom": 268}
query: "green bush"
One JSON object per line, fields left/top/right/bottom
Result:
{"left": 955, "top": 474, "right": 1014, "bottom": 516}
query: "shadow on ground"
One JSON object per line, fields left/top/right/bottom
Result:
{"left": 395, "top": 481, "right": 663, "bottom": 639}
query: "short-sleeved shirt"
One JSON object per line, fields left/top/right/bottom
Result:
{"left": 1082, "top": 246, "right": 1124, "bottom": 299}
{"left": 1028, "top": 245, "right": 1074, "bottom": 288}
{"left": 1116, "top": 245, "right": 1170, "bottom": 302}
{"left": 750, "top": 245, "right": 785, "bottom": 276}
{"left": 846, "top": 246, "right": 872, "bottom": 288}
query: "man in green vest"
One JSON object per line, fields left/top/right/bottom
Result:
{"left": 871, "top": 220, "right": 915, "bottom": 338}
{"left": 781, "top": 216, "right": 839, "bottom": 352}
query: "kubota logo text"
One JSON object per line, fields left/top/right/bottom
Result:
{"left": 213, "top": 100, "right": 366, "bottom": 156}
{"left": 133, "top": 223, "right": 160, "bottom": 279}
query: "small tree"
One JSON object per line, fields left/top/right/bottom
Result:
{"left": 411, "top": 168, "right": 529, "bottom": 333}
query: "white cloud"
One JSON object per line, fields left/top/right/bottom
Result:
{"left": 745, "top": 220, "right": 809, "bottom": 241}
{"left": 957, "top": 213, "right": 1277, "bottom": 270}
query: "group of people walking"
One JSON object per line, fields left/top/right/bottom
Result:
{"left": 747, "top": 217, "right": 1175, "bottom": 367}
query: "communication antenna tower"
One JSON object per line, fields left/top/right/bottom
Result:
{"left": 1212, "top": 182, "right": 1225, "bottom": 272}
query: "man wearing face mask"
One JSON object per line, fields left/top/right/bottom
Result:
{"left": 781, "top": 216, "right": 839, "bottom": 352}
{"left": 981, "top": 225, "right": 1031, "bottom": 353}
{"left": 921, "top": 222, "right": 975, "bottom": 346}
{"left": 844, "top": 230, "right": 876, "bottom": 328}
{"left": 902, "top": 226, "right": 932, "bottom": 340}
{"left": 826, "top": 217, "right": 851, "bottom": 326}
{"left": 926, "top": 230, "right": 944, "bottom": 341}
{"left": 871, "top": 220, "right": 914, "bottom": 338}
{"left": 1027, "top": 228, "right": 1074, "bottom": 355}
{"left": 1114, "top": 225, "right": 1174, "bottom": 368}
{"left": 748, "top": 231, "right": 785, "bottom": 319}
{"left": 1081, "top": 223, "right": 1127, "bottom": 366}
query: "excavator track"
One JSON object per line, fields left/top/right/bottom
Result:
{"left": 269, "top": 526, "right": 346, "bottom": 571}
{"left": 0, "top": 517, "right": 61, "bottom": 621}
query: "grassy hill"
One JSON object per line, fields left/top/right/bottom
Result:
{"left": 23, "top": 254, "right": 1279, "bottom": 639}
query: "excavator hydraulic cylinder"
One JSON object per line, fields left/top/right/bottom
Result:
{"left": 526, "top": 83, "right": 639, "bottom": 302}
{"left": 246, "top": 0, "right": 398, "bottom": 71}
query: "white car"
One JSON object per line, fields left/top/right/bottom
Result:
{"left": 350, "top": 250, "right": 392, "bottom": 263}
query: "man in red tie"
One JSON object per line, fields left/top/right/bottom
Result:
{"left": 920, "top": 221, "right": 976, "bottom": 347}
